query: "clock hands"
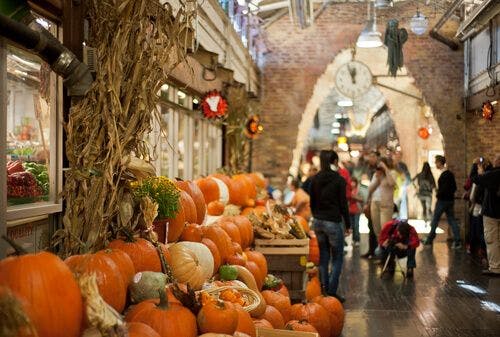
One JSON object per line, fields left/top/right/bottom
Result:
{"left": 348, "top": 65, "right": 357, "bottom": 84}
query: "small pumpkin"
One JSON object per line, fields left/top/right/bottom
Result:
{"left": 285, "top": 320, "right": 318, "bottom": 333}
{"left": 168, "top": 242, "right": 209, "bottom": 290}
{"left": 180, "top": 223, "right": 203, "bottom": 242}
{"left": 201, "top": 238, "right": 222, "bottom": 273}
{"left": 207, "top": 201, "right": 225, "bottom": 216}
{"left": 176, "top": 179, "right": 207, "bottom": 225}
{"left": 252, "top": 318, "right": 273, "bottom": 329}
{"left": 312, "top": 295, "right": 345, "bottom": 337}
{"left": 305, "top": 275, "right": 322, "bottom": 301}
{"left": 197, "top": 300, "right": 239, "bottom": 335}
{"left": 258, "top": 305, "right": 285, "bottom": 329}
{"left": 289, "top": 302, "right": 331, "bottom": 337}
{"left": 226, "top": 254, "right": 247, "bottom": 266}
{"left": 235, "top": 304, "right": 256, "bottom": 337}
{"left": 174, "top": 241, "right": 214, "bottom": 280}
{"left": 261, "top": 291, "right": 291, "bottom": 322}
{"left": 127, "top": 322, "right": 161, "bottom": 337}
{"left": 126, "top": 289, "right": 197, "bottom": 337}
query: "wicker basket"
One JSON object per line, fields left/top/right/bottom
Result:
{"left": 199, "top": 286, "right": 261, "bottom": 313}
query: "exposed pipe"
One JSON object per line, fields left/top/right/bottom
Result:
{"left": 429, "top": 0, "right": 462, "bottom": 50}
{"left": 0, "top": 12, "right": 93, "bottom": 97}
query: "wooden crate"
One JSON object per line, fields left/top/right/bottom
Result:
{"left": 257, "top": 327, "right": 318, "bottom": 337}
{"left": 254, "top": 238, "right": 309, "bottom": 255}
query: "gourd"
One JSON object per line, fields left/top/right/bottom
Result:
{"left": 244, "top": 250, "right": 267, "bottom": 280}
{"left": 235, "top": 304, "right": 256, "bottom": 337}
{"left": 108, "top": 237, "right": 171, "bottom": 273}
{"left": 233, "top": 265, "right": 266, "bottom": 317}
{"left": 289, "top": 302, "right": 331, "bottom": 337}
{"left": 201, "top": 238, "right": 222, "bottom": 273}
{"left": 176, "top": 179, "right": 207, "bottom": 225}
{"left": 257, "top": 305, "right": 285, "bottom": 329}
{"left": 305, "top": 275, "right": 322, "bottom": 301}
{"left": 207, "top": 201, "right": 225, "bottom": 216}
{"left": 129, "top": 272, "right": 168, "bottom": 303}
{"left": 197, "top": 300, "right": 238, "bottom": 335}
{"left": 260, "top": 291, "right": 291, "bottom": 322}
{"left": 168, "top": 242, "right": 208, "bottom": 290}
{"left": 174, "top": 241, "right": 214, "bottom": 280}
{"left": 180, "top": 223, "right": 203, "bottom": 242}
{"left": 312, "top": 295, "right": 345, "bottom": 337}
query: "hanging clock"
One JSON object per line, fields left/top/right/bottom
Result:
{"left": 335, "top": 61, "right": 373, "bottom": 98}
{"left": 201, "top": 90, "right": 228, "bottom": 119}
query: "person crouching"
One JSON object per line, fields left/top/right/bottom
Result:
{"left": 375, "top": 219, "right": 420, "bottom": 278}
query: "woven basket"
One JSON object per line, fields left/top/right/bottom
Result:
{"left": 199, "top": 286, "right": 261, "bottom": 313}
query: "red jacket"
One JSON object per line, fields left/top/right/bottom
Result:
{"left": 338, "top": 167, "right": 352, "bottom": 201}
{"left": 378, "top": 220, "right": 420, "bottom": 249}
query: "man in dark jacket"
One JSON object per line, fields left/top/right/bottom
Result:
{"left": 473, "top": 154, "right": 500, "bottom": 276}
{"left": 423, "top": 155, "right": 462, "bottom": 248}
{"left": 310, "top": 150, "right": 351, "bottom": 302}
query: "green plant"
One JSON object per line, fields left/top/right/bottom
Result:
{"left": 132, "top": 177, "right": 180, "bottom": 220}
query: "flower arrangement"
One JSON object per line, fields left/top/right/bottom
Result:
{"left": 131, "top": 176, "right": 180, "bottom": 220}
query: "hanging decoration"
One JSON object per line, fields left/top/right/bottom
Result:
{"left": 201, "top": 90, "right": 228, "bottom": 119}
{"left": 384, "top": 19, "right": 408, "bottom": 77}
{"left": 244, "top": 115, "right": 264, "bottom": 139}
{"left": 418, "top": 127, "right": 430, "bottom": 139}
{"left": 482, "top": 101, "right": 495, "bottom": 121}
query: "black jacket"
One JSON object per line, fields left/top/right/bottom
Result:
{"left": 310, "top": 170, "right": 351, "bottom": 228}
{"left": 472, "top": 167, "right": 500, "bottom": 219}
{"left": 436, "top": 170, "right": 457, "bottom": 201}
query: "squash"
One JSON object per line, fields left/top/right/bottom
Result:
{"left": 126, "top": 289, "right": 197, "bottom": 337}
{"left": 108, "top": 237, "right": 171, "bottom": 273}
{"left": 257, "top": 305, "right": 285, "bottom": 329}
{"left": 176, "top": 179, "right": 207, "bottom": 225}
{"left": 166, "top": 203, "right": 186, "bottom": 243}
{"left": 235, "top": 304, "right": 256, "bottom": 337}
{"left": 233, "top": 174, "right": 257, "bottom": 204}
{"left": 305, "top": 275, "right": 322, "bottom": 301}
{"left": 201, "top": 238, "right": 222, "bottom": 273}
{"left": 197, "top": 299, "right": 238, "bottom": 335}
{"left": 219, "top": 264, "right": 238, "bottom": 281}
{"left": 226, "top": 254, "right": 246, "bottom": 266}
{"left": 202, "top": 225, "right": 234, "bottom": 261}
{"left": 65, "top": 251, "right": 126, "bottom": 312}
{"left": 209, "top": 177, "right": 230, "bottom": 204}
{"left": 210, "top": 174, "right": 237, "bottom": 205}
{"left": 180, "top": 223, "right": 203, "bottom": 242}
{"left": 179, "top": 190, "right": 198, "bottom": 224}
{"left": 312, "top": 295, "right": 344, "bottom": 337}
{"left": 289, "top": 302, "right": 331, "bottom": 337}
{"left": 168, "top": 242, "right": 208, "bottom": 290}
{"left": 233, "top": 265, "right": 266, "bottom": 318}
{"left": 127, "top": 322, "right": 161, "bottom": 337}
{"left": 129, "top": 272, "right": 168, "bottom": 303}
{"left": 229, "top": 216, "right": 254, "bottom": 249}
{"left": 174, "top": 241, "right": 214, "bottom": 280}
{"left": 260, "top": 291, "right": 291, "bottom": 323}
{"left": 207, "top": 201, "right": 225, "bottom": 216}
{"left": 218, "top": 221, "right": 242, "bottom": 246}
{"left": 244, "top": 261, "right": 263, "bottom": 291}
{"left": 243, "top": 250, "right": 267, "bottom": 280}
{"left": 285, "top": 320, "right": 318, "bottom": 333}
{"left": 0, "top": 247, "right": 82, "bottom": 337}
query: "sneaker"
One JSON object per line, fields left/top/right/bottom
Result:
{"left": 452, "top": 242, "right": 463, "bottom": 250}
{"left": 406, "top": 268, "right": 414, "bottom": 278}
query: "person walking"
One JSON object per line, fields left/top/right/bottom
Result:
{"left": 472, "top": 154, "right": 500, "bottom": 276}
{"left": 349, "top": 177, "right": 363, "bottom": 247}
{"left": 310, "top": 150, "right": 351, "bottom": 302}
{"left": 412, "top": 162, "right": 436, "bottom": 223}
{"left": 423, "top": 155, "right": 462, "bottom": 248}
{"left": 361, "top": 150, "right": 381, "bottom": 259}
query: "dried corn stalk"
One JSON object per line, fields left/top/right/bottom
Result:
{"left": 55, "top": 0, "right": 197, "bottom": 257}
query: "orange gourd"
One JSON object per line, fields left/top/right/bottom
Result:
{"left": 211, "top": 174, "right": 238, "bottom": 204}
{"left": 197, "top": 300, "right": 239, "bottom": 335}
{"left": 207, "top": 201, "right": 225, "bottom": 216}
{"left": 180, "top": 223, "right": 203, "bottom": 242}
{"left": 258, "top": 305, "right": 285, "bottom": 329}
{"left": 305, "top": 275, "right": 322, "bottom": 301}
{"left": 176, "top": 180, "right": 207, "bottom": 225}
{"left": 127, "top": 322, "right": 161, "bottom": 337}
{"left": 233, "top": 174, "right": 257, "bottom": 203}
{"left": 275, "top": 284, "right": 290, "bottom": 298}
{"left": 201, "top": 238, "right": 222, "bottom": 272}
{"left": 244, "top": 249, "right": 268, "bottom": 280}
{"left": 126, "top": 290, "right": 197, "bottom": 337}
{"left": 226, "top": 254, "right": 247, "bottom": 266}
{"left": 312, "top": 295, "right": 345, "bottom": 337}
{"left": 289, "top": 303, "right": 331, "bottom": 337}
{"left": 235, "top": 304, "right": 256, "bottom": 337}
{"left": 261, "top": 291, "right": 291, "bottom": 322}
{"left": 285, "top": 320, "right": 318, "bottom": 333}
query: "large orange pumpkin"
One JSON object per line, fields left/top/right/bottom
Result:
{"left": 233, "top": 174, "right": 257, "bottom": 203}
{"left": 207, "top": 201, "right": 225, "bottom": 216}
{"left": 308, "top": 231, "right": 320, "bottom": 265}
{"left": 0, "top": 250, "right": 83, "bottom": 337}
{"left": 289, "top": 303, "right": 331, "bottom": 337}
{"left": 127, "top": 322, "right": 161, "bottom": 337}
{"left": 252, "top": 318, "right": 273, "bottom": 329}
{"left": 202, "top": 226, "right": 234, "bottom": 261}
{"left": 244, "top": 249, "right": 267, "bottom": 280}
{"left": 176, "top": 180, "right": 207, "bottom": 225}
{"left": 211, "top": 174, "right": 245, "bottom": 206}
{"left": 65, "top": 251, "right": 127, "bottom": 312}
{"left": 196, "top": 177, "right": 220, "bottom": 203}
{"left": 285, "top": 320, "right": 318, "bottom": 333}
{"left": 126, "top": 290, "right": 197, "bottom": 337}
{"left": 244, "top": 261, "right": 263, "bottom": 290}
{"left": 218, "top": 221, "right": 242, "bottom": 246}
{"left": 101, "top": 248, "right": 135, "bottom": 286}
{"left": 258, "top": 305, "right": 285, "bottom": 329}
{"left": 108, "top": 237, "right": 170, "bottom": 273}
{"left": 228, "top": 216, "right": 254, "bottom": 248}
{"left": 260, "top": 291, "right": 291, "bottom": 322}
{"left": 201, "top": 238, "right": 222, "bottom": 272}
{"left": 305, "top": 275, "right": 322, "bottom": 301}
{"left": 312, "top": 295, "right": 345, "bottom": 337}
{"left": 180, "top": 223, "right": 203, "bottom": 242}
{"left": 235, "top": 304, "right": 256, "bottom": 337}
{"left": 197, "top": 300, "right": 239, "bottom": 335}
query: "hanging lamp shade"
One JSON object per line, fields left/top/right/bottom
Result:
{"left": 410, "top": 12, "right": 429, "bottom": 36}
{"left": 374, "top": 0, "right": 393, "bottom": 9}
{"left": 356, "top": 2, "right": 383, "bottom": 48}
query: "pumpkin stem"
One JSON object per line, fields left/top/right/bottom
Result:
{"left": 154, "top": 243, "right": 174, "bottom": 282}
{"left": 157, "top": 288, "right": 169, "bottom": 310}
{"left": 120, "top": 228, "right": 135, "bottom": 242}
{"left": 1, "top": 235, "right": 27, "bottom": 255}
{"left": 175, "top": 177, "right": 183, "bottom": 181}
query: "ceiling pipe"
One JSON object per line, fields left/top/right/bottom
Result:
{"left": 429, "top": 0, "right": 462, "bottom": 50}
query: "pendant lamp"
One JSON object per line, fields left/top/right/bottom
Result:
{"left": 375, "top": 0, "right": 393, "bottom": 9}
{"left": 356, "top": 1, "right": 383, "bottom": 48}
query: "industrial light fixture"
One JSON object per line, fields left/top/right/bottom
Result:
{"left": 356, "top": 1, "right": 383, "bottom": 48}
{"left": 337, "top": 99, "right": 354, "bottom": 107}
{"left": 410, "top": 11, "right": 429, "bottom": 36}
{"left": 374, "top": 0, "right": 393, "bottom": 9}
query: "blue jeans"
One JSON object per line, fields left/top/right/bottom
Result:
{"left": 350, "top": 214, "right": 360, "bottom": 242}
{"left": 313, "top": 219, "right": 344, "bottom": 295}
{"left": 427, "top": 200, "right": 461, "bottom": 244}
{"left": 376, "top": 245, "right": 416, "bottom": 268}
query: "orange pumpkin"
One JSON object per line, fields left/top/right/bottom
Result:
{"left": 244, "top": 249, "right": 267, "bottom": 280}
{"left": 252, "top": 318, "right": 274, "bottom": 329}
{"left": 197, "top": 300, "right": 239, "bottom": 335}
{"left": 289, "top": 303, "right": 331, "bottom": 337}
{"left": 305, "top": 275, "right": 322, "bottom": 301}
{"left": 0, "top": 250, "right": 83, "bottom": 337}
{"left": 276, "top": 284, "right": 290, "bottom": 298}
{"left": 261, "top": 291, "right": 291, "bottom": 322}
{"left": 207, "top": 201, "right": 225, "bottom": 216}
{"left": 308, "top": 231, "right": 320, "bottom": 265}
{"left": 233, "top": 174, "right": 257, "bottom": 203}
{"left": 101, "top": 248, "right": 135, "bottom": 286}
{"left": 180, "top": 223, "right": 203, "bottom": 242}
{"left": 65, "top": 251, "right": 127, "bottom": 312}
{"left": 285, "top": 320, "right": 318, "bottom": 333}
{"left": 247, "top": 173, "right": 266, "bottom": 189}
{"left": 201, "top": 238, "right": 222, "bottom": 273}
{"left": 127, "top": 322, "right": 161, "bottom": 337}
{"left": 226, "top": 254, "right": 247, "bottom": 266}
{"left": 229, "top": 216, "right": 254, "bottom": 249}
{"left": 258, "top": 305, "right": 285, "bottom": 329}
{"left": 196, "top": 177, "right": 220, "bottom": 204}
{"left": 166, "top": 203, "right": 186, "bottom": 243}
{"left": 179, "top": 190, "right": 197, "bottom": 224}
{"left": 312, "top": 296, "right": 345, "bottom": 337}
{"left": 202, "top": 226, "right": 234, "bottom": 262}
{"left": 176, "top": 180, "right": 207, "bottom": 225}
{"left": 126, "top": 290, "right": 197, "bottom": 337}
{"left": 108, "top": 237, "right": 170, "bottom": 273}
{"left": 218, "top": 221, "right": 242, "bottom": 246}
{"left": 230, "top": 178, "right": 249, "bottom": 206}
{"left": 244, "top": 261, "right": 263, "bottom": 290}
{"left": 241, "top": 207, "right": 255, "bottom": 216}
{"left": 235, "top": 304, "right": 256, "bottom": 337}
{"left": 211, "top": 174, "right": 238, "bottom": 204}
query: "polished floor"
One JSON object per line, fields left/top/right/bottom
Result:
{"left": 339, "top": 227, "right": 500, "bottom": 337}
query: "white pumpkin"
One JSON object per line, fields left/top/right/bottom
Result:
{"left": 210, "top": 177, "right": 230, "bottom": 205}
{"left": 168, "top": 242, "right": 209, "bottom": 290}
{"left": 174, "top": 241, "right": 214, "bottom": 280}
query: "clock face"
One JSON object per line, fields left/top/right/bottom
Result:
{"left": 335, "top": 61, "right": 373, "bottom": 98}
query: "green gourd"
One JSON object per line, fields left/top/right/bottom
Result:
{"left": 129, "top": 271, "right": 167, "bottom": 303}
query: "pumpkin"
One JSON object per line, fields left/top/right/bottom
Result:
{"left": 211, "top": 174, "right": 239, "bottom": 205}
{"left": 207, "top": 201, "right": 225, "bottom": 216}
{"left": 180, "top": 223, "right": 203, "bottom": 242}
{"left": 232, "top": 242, "right": 243, "bottom": 255}
{"left": 201, "top": 238, "right": 222, "bottom": 272}
{"left": 101, "top": 248, "right": 135, "bottom": 286}
{"left": 275, "top": 284, "right": 290, "bottom": 298}
{"left": 247, "top": 173, "right": 266, "bottom": 189}
{"left": 295, "top": 216, "right": 309, "bottom": 232}
{"left": 240, "top": 207, "right": 255, "bottom": 216}
{"left": 308, "top": 231, "right": 320, "bottom": 265}
{"left": 244, "top": 261, "right": 263, "bottom": 290}
{"left": 235, "top": 304, "right": 256, "bottom": 337}
{"left": 312, "top": 296, "right": 344, "bottom": 337}
{"left": 261, "top": 291, "right": 291, "bottom": 322}
{"left": 258, "top": 305, "right": 285, "bottom": 329}
{"left": 197, "top": 300, "right": 239, "bottom": 335}
{"left": 65, "top": 251, "right": 126, "bottom": 312}
{"left": 168, "top": 242, "right": 208, "bottom": 290}
{"left": 176, "top": 179, "right": 207, "bottom": 224}
{"left": 127, "top": 322, "right": 161, "bottom": 337}
{"left": 126, "top": 289, "right": 197, "bottom": 337}
{"left": 305, "top": 276, "right": 322, "bottom": 301}
{"left": 0, "top": 248, "right": 82, "bottom": 337}
{"left": 285, "top": 320, "right": 318, "bottom": 333}
{"left": 233, "top": 174, "right": 257, "bottom": 203}
{"left": 226, "top": 254, "right": 246, "bottom": 266}
{"left": 252, "top": 318, "right": 273, "bottom": 329}
{"left": 165, "top": 283, "right": 188, "bottom": 306}
{"left": 202, "top": 225, "right": 234, "bottom": 261}
{"left": 254, "top": 199, "right": 267, "bottom": 207}
{"left": 174, "top": 241, "right": 214, "bottom": 279}
{"left": 129, "top": 272, "right": 168, "bottom": 304}
{"left": 0, "top": 285, "right": 37, "bottom": 337}
{"left": 289, "top": 303, "right": 331, "bottom": 337}
{"left": 179, "top": 190, "right": 198, "bottom": 224}
{"left": 210, "top": 177, "right": 230, "bottom": 204}
{"left": 166, "top": 202, "right": 186, "bottom": 243}
{"left": 244, "top": 250, "right": 267, "bottom": 280}
{"left": 218, "top": 221, "right": 242, "bottom": 246}
{"left": 228, "top": 177, "right": 248, "bottom": 206}
{"left": 196, "top": 177, "right": 220, "bottom": 203}
{"left": 108, "top": 238, "right": 172, "bottom": 273}
{"left": 225, "top": 216, "right": 254, "bottom": 249}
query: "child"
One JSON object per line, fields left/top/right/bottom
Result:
{"left": 376, "top": 219, "right": 420, "bottom": 278}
